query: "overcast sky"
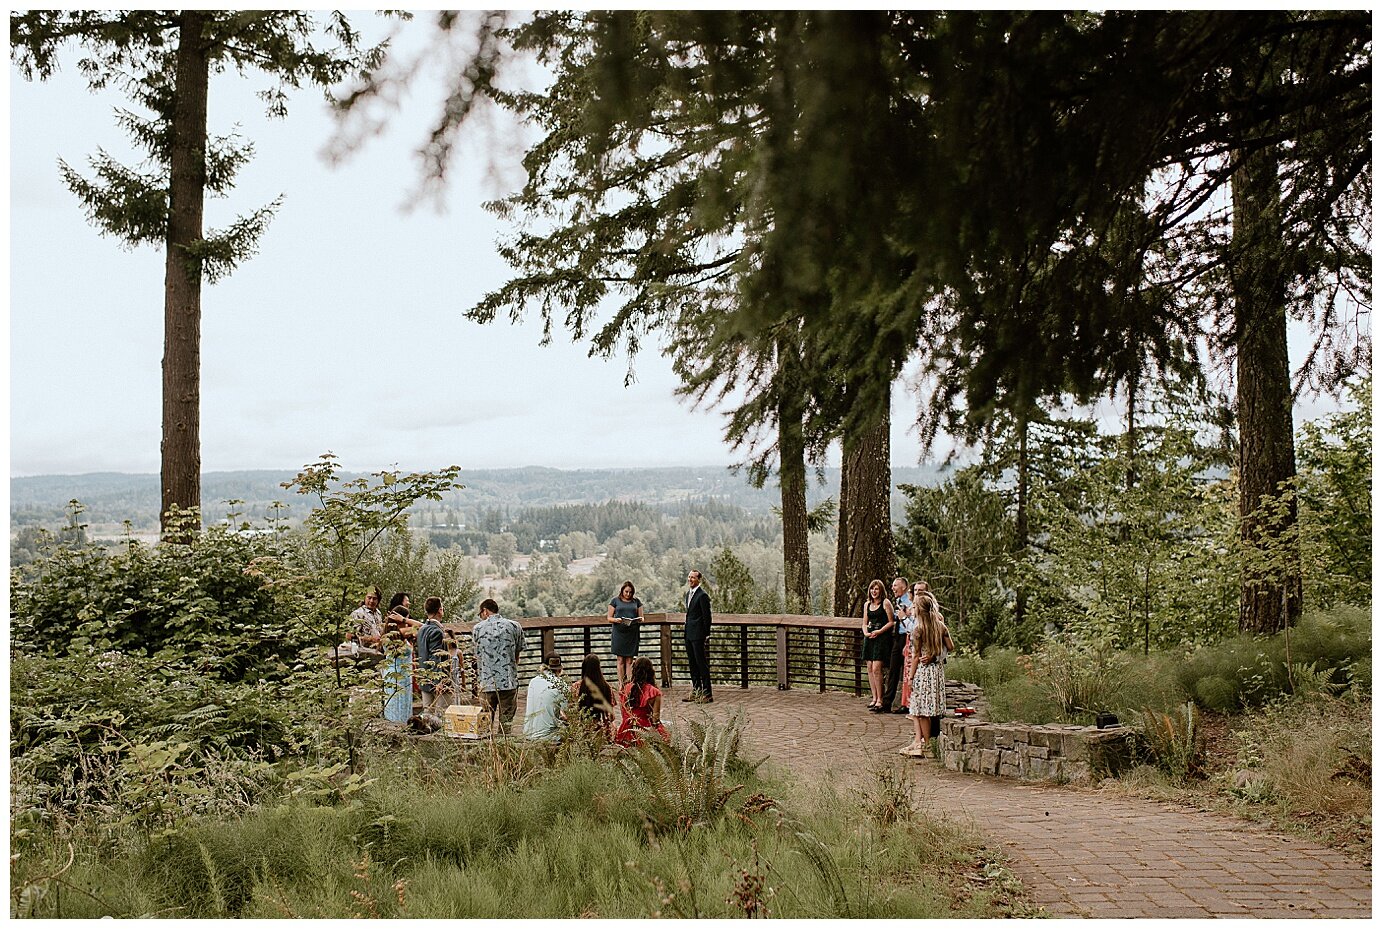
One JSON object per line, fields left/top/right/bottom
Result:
{"left": 8, "top": 13, "right": 936, "bottom": 479}
{"left": 7, "top": 12, "right": 1354, "bottom": 481}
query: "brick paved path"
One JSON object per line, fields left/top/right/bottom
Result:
{"left": 658, "top": 686, "right": 1373, "bottom": 918}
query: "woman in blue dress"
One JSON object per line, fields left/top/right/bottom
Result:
{"left": 383, "top": 594, "right": 416, "bottom": 723}
{"left": 607, "top": 580, "right": 644, "bottom": 693}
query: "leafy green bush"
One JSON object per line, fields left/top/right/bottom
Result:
{"left": 9, "top": 648, "right": 349, "bottom": 830}
{"left": 11, "top": 523, "right": 296, "bottom": 682}
{"left": 1134, "top": 702, "right": 1204, "bottom": 783}
{"left": 947, "top": 647, "right": 1025, "bottom": 691}
{"left": 1177, "top": 606, "right": 1371, "bottom": 711}
{"left": 976, "top": 640, "right": 1186, "bottom": 724}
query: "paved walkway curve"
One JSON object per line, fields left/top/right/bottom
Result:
{"left": 661, "top": 686, "right": 1372, "bottom": 918}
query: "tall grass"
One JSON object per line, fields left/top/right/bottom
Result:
{"left": 953, "top": 641, "right": 1186, "bottom": 724}
{"left": 11, "top": 742, "right": 1012, "bottom": 918}
{"left": 1226, "top": 694, "right": 1372, "bottom": 829}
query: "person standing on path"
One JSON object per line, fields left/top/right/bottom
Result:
{"left": 861, "top": 579, "right": 895, "bottom": 711}
{"left": 472, "top": 598, "right": 526, "bottom": 733}
{"left": 683, "top": 569, "right": 713, "bottom": 703}
{"left": 899, "top": 580, "right": 930, "bottom": 711}
{"left": 902, "top": 592, "right": 954, "bottom": 756}
{"left": 883, "top": 577, "right": 911, "bottom": 713}
{"left": 607, "top": 580, "right": 644, "bottom": 693}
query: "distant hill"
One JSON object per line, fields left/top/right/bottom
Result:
{"left": 11, "top": 464, "right": 944, "bottom": 532}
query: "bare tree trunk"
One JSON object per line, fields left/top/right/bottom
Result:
{"left": 1231, "top": 123, "right": 1301, "bottom": 634}
{"left": 832, "top": 411, "right": 894, "bottom": 619}
{"left": 160, "top": 11, "right": 210, "bottom": 538}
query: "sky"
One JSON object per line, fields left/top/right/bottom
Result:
{"left": 8, "top": 12, "right": 937, "bottom": 479}
{"left": 6, "top": 12, "right": 1357, "bottom": 481}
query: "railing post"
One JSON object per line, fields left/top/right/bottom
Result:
{"left": 853, "top": 630, "right": 862, "bottom": 696}
{"left": 776, "top": 625, "right": 789, "bottom": 690}
{"left": 583, "top": 625, "right": 592, "bottom": 657}
{"left": 818, "top": 628, "right": 826, "bottom": 693}
{"left": 660, "top": 621, "right": 673, "bottom": 687}
{"left": 540, "top": 627, "right": 555, "bottom": 658}
{"left": 740, "top": 625, "right": 749, "bottom": 689}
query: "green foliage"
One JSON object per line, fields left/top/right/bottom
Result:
{"left": 1224, "top": 695, "right": 1371, "bottom": 834}
{"left": 962, "top": 640, "right": 1186, "bottom": 725}
{"left": 710, "top": 546, "right": 756, "bottom": 613}
{"left": 1030, "top": 412, "right": 1238, "bottom": 651}
{"left": 8, "top": 649, "right": 346, "bottom": 833}
{"left": 10, "top": 748, "right": 1004, "bottom": 918}
{"left": 8, "top": 456, "right": 470, "bottom": 843}
{"left": 854, "top": 762, "right": 916, "bottom": 827}
{"left": 10, "top": 518, "right": 293, "bottom": 680}
{"left": 275, "top": 454, "right": 465, "bottom": 634}
{"left": 1176, "top": 605, "right": 1372, "bottom": 712}
{"left": 1135, "top": 702, "right": 1204, "bottom": 783}
{"left": 1293, "top": 376, "right": 1371, "bottom": 608}
{"left": 11, "top": 10, "right": 382, "bottom": 279}
{"left": 895, "top": 469, "right": 1013, "bottom": 650}
{"left": 945, "top": 647, "right": 1025, "bottom": 693}
{"left": 619, "top": 715, "right": 755, "bottom": 834}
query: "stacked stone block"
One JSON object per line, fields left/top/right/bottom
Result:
{"left": 940, "top": 718, "right": 1133, "bottom": 784}
{"left": 944, "top": 679, "right": 983, "bottom": 712}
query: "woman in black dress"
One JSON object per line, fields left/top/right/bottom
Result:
{"left": 607, "top": 580, "right": 644, "bottom": 693}
{"left": 860, "top": 578, "right": 895, "bottom": 711}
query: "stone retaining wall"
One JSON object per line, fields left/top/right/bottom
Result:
{"left": 944, "top": 679, "right": 983, "bottom": 711}
{"left": 940, "top": 718, "right": 1134, "bottom": 785}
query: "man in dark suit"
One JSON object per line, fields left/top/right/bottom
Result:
{"left": 683, "top": 569, "right": 713, "bottom": 703}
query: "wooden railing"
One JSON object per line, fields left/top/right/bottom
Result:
{"left": 444, "top": 613, "right": 870, "bottom": 696}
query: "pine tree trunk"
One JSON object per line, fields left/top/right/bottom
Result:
{"left": 832, "top": 412, "right": 894, "bottom": 619}
{"left": 1012, "top": 409, "right": 1029, "bottom": 631}
{"left": 160, "top": 11, "right": 210, "bottom": 538}
{"left": 1231, "top": 124, "right": 1301, "bottom": 635}
{"left": 778, "top": 383, "right": 812, "bottom": 614}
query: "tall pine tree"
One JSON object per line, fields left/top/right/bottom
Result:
{"left": 12, "top": 11, "right": 382, "bottom": 536}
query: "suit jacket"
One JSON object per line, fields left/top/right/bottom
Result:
{"left": 685, "top": 586, "right": 712, "bottom": 639}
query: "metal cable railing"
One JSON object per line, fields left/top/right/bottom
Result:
{"left": 444, "top": 612, "right": 869, "bottom": 696}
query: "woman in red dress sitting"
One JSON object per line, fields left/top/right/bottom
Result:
{"left": 614, "top": 656, "right": 668, "bottom": 746}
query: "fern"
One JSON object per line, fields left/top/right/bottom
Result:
{"left": 619, "top": 717, "right": 748, "bottom": 833}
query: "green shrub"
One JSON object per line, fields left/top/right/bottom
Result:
{"left": 1135, "top": 702, "right": 1204, "bottom": 783}
{"left": 983, "top": 675, "right": 1064, "bottom": 723}
{"left": 1192, "top": 675, "right": 1240, "bottom": 713}
{"left": 947, "top": 647, "right": 1025, "bottom": 691}
{"left": 1177, "top": 606, "right": 1372, "bottom": 711}
{"left": 10, "top": 524, "right": 297, "bottom": 682}
{"left": 969, "top": 641, "right": 1186, "bottom": 724}
{"left": 12, "top": 748, "right": 1011, "bottom": 919}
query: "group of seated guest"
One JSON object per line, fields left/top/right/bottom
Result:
{"left": 523, "top": 652, "right": 668, "bottom": 746}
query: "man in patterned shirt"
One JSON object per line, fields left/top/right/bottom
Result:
{"left": 349, "top": 588, "right": 385, "bottom": 649}
{"left": 472, "top": 598, "right": 525, "bottom": 733}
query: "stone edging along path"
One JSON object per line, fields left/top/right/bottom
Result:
{"left": 659, "top": 686, "right": 1372, "bottom": 919}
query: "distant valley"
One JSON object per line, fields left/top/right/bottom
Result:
{"left": 11, "top": 464, "right": 944, "bottom": 534}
